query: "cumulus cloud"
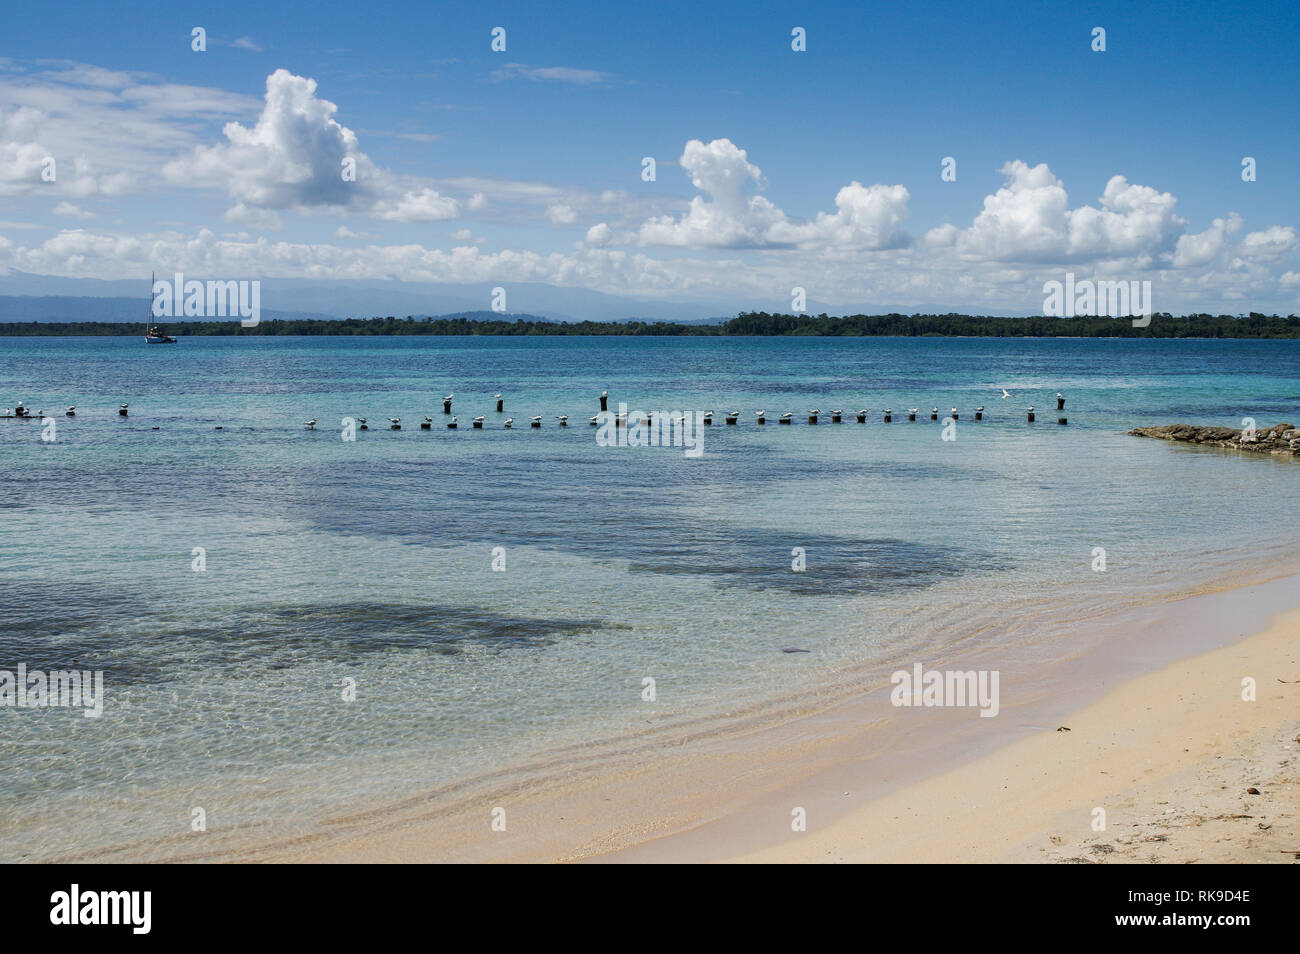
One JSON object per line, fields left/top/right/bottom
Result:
{"left": 767, "top": 181, "right": 910, "bottom": 249}
{"left": 958, "top": 161, "right": 1070, "bottom": 260}
{"left": 372, "top": 187, "right": 459, "bottom": 223}
{"left": 634, "top": 139, "right": 781, "bottom": 247}
{"left": 163, "top": 69, "right": 459, "bottom": 223}
{"left": 603, "top": 138, "right": 910, "bottom": 250}
{"left": 947, "top": 161, "right": 1184, "bottom": 263}
{"left": 1173, "top": 213, "right": 1242, "bottom": 268}
{"left": 1240, "top": 225, "right": 1297, "bottom": 258}
{"left": 164, "top": 69, "right": 369, "bottom": 209}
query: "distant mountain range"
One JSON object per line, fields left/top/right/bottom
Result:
{"left": 0, "top": 270, "right": 1005, "bottom": 323}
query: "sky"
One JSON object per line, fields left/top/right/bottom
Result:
{"left": 2, "top": 0, "right": 1299, "bottom": 315}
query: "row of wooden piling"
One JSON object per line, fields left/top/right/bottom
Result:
{"left": 7, "top": 393, "right": 1070, "bottom": 428}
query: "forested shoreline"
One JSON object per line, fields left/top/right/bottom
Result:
{"left": 3, "top": 311, "right": 1299, "bottom": 338}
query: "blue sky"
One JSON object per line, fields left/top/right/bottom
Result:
{"left": 2, "top": 0, "right": 1299, "bottom": 314}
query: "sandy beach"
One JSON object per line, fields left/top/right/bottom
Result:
{"left": 733, "top": 607, "right": 1300, "bottom": 864}
{"left": 230, "top": 576, "right": 1299, "bottom": 865}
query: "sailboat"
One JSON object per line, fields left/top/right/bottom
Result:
{"left": 144, "top": 272, "right": 177, "bottom": 344}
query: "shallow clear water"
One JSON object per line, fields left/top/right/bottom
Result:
{"left": 1, "top": 335, "right": 1298, "bottom": 860}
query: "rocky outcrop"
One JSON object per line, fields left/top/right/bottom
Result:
{"left": 1128, "top": 422, "right": 1300, "bottom": 457}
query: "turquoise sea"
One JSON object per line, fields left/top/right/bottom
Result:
{"left": 1, "top": 335, "right": 1298, "bottom": 860}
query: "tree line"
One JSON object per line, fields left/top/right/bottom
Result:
{"left": 4, "top": 311, "right": 1299, "bottom": 338}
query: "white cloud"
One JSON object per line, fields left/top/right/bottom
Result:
{"left": 164, "top": 69, "right": 370, "bottom": 209}
{"left": 0, "top": 63, "right": 259, "bottom": 198}
{"left": 949, "top": 161, "right": 1185, "bottom": 263}
{"left": 603, "top": 139, "right": 909, "bottom": 250}
{"left": 163, "top": 69, "right": 459, "bottom": 223}
{"left": 0, "top": 105, "right": 50, "bottom": 195}
{"left": 1, "top": 60, "right": 1297, "bottom": 315}
{"left": 232, "top": 37, "right": 264, "bottom": 52}
{"left": 1173, "top": 213, "right": 1242, "bottom": 268}
{"left": 372, "top": 187, "right": 459, "bottom": 222}
{"left": 958, "top": 161, "right": 1069, "bottom": 260}
{"left": 1240, "top": 225, "right": 1296, "bottom": 258}
{"left": 633, "top": 139, "right": 782, "bottom": 247}
{"left": 923, "top": 223, "right": 959, "bottom": 248}
{"left": 2, "top": 223, "right": 1299, "bottom": 316}
{"left": 490, "top": 63, "right": 613, "bottom": 85}
{"left": 546, "top": 203, "right": 578, "bottom": 226}
{"left": 223, "top": 203, "right": 283, "bottom": 230}
{"left": 52, "top": 201, "right": 92, "bottom": 219}
{"left": 767, "top": 181, "right": 909, "bottom": 250}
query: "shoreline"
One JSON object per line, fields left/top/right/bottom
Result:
{"left": 729, "top": 606, "right": 1300, "bottom": 864}
{"left": 221, "top": 571, "right": 1300, "bottom": 865}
